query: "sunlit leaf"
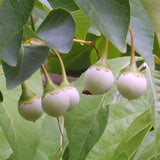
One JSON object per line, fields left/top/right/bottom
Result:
{"left": 113, "top": 109, "right": 152, "bottom": 160}
{"left": 72, "top": 10, "right": 92, "bottom": 40}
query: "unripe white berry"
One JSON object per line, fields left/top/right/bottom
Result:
{"left": 64, "top": 87, "right": 80, "bottom": 110}
{"left": 117, "top": 72, "right": 147, "bottom": 100}
{"left": 18, "top": 97, "right": 43, "bottom": 122}
{"left": 42, "top": 89, "right": 70, "bottom": 117}
{"left": 84, "top": 66, "right": 114, "bottom": 94}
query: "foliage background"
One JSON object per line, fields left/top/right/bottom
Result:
{"left": 0, "top": 0, "right": 160, "bottom": 160}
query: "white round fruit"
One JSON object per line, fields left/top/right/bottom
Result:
{"left": 117, "top": 72, "right": 147, "bottom": 100}
{"left": 42, "top": 89, "right": 70, "bottom": 117}
{"left": 84, "top": 66, "right": 114, "bottom": 94}
{"left": 65, "top": 87, "right": 80, "bottom": 110}
{"left": 18, "top": 97, "right": 43, "bottom": 122}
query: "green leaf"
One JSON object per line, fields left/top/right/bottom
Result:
{"left": 0, "top": 30, "right": 22, "bottom": 66}
{"left": 87, "top": 97, "right": 150, "bottom": 160}
{"left": 72, "top": 10, "right": 92, "bottom": 40}
{"left": 140, "top": 0, "right": 160, "bottom": 47}
{"left": 0, "top": 0, "right": 35, "bottom": 53}
{"left": 113, "top": 109, "right": 152, "bottom": 160}
{"left": 37, "top": 9, "right": 75, "bottom": 53}
{"left": 23, "top": 25, "right": 39, "bottom": 42}
{"left": 135, "top": 131, "right": 160, "bottom": 160}
{"left": 48, "top": 0, "right": 79, "bottom": 12}
{"left": 7, "top": 153, "right": 16, "bottom": 160}
{"left": 74, "top": 0, "right": 130, "bottom": 52}
{"left": 33, "top": 116, "right": 68, "bottom": 160}
{"left": 2, "top": 45, "right": 49, "bottom": 89}
{"left": 146, "top": 68, "right": 160, "bottom": 156}
{"left": 35, "top": 0, "right": 51, "bottom": 12}
{"left": 0, "top": 69, "right": 43, "bottom": 160}
{"left": 0, "top": 127, "right": 13, "bottom": 160}
{"left": 65, "top": 93, "right": 109, "bottom": 160}
{"left": 153, "top": 34, "right": 160, "bottom": 57}
{"left": 127, "top": 0, "right": 154, "bottom": 68}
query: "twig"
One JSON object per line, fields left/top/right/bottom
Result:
{"left": 73, "top": 39, "right": 100, "bottom": 57}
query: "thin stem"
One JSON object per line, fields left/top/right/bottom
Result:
{"left": 30, "top": 15, "right": 35, "bottom": 32}
{"left": 41, "top": 64, "right": 57, "bottom": 88}
{"left": 51, "top": 49, "right": 69, "bottom": 86}
{"left": 73, "top": 39, "right": 100, "bottom": 57}
{"left": 60, "top": 115, "right": 65, "bottom": 152}
{"left": 53, "top": 116, "right": 65, "bottom": 158}
{"left": 128, "top": 27, "right": 136, "bottom": 68}
{"left": 57, "top": 117, "right": 64, "bottom": 137}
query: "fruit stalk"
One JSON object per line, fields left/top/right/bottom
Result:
{"left": 128, "top": 27, "right": 137, "bottom": 71}
{"left": 60, "top": 115, "right": 64, "bottom": 152}
{"left": 51, "top": 49, "right": 69, "bottom": 86}
{"left": 98, "top": 38, "right": 109, "bottom": 66}
{"left": 41, "top": 64, "right": 57, "bottom": 89}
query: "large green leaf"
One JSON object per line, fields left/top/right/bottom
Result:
{"left": 0, "top": 127, "right": 12, "bottom": 160}
{"left": 140, "top": 0, "right": 160, "bottom": 47}
{"left": 72, "top": 10, "right": 92, "bottom": 40}
{"left": 0, "top": 70, "right": 43, "bottom": 160}
{"left": 113, "top": 109, "right": 152, "bottom": 160}
{"left": 0, "top": 0, "right": 35, "bottom": 53}
{"left": 65, "top": 93, "right": 109, "bottom": 160}
{"left": 0, "top": 30, "right": 23, "bottom": 66}
{"left": 2, "top": 45, "right": 49, "bottom": 89}
{"left": 37, "top": 9, "right": 75, "bottom": 53}
{"left": 74, "top": 0, "right": 130, "bottom": 52}
{"left": 127, "top": 0, "right": 154, "bottom": 68}
{"left": 48, "top": 0, "right": 79, "bottom": 12}
{"left": 87, "top": 97, "right": 150, "bottom": 160}
{"left": 146, "top": 68, "right": 160, "bottom": 156}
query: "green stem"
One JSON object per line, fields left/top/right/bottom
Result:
{"left": 41, "top": 64, "right": 57, "bottom": 89}
{"left": 19, "top": 82, "right": 36, "bottom": 103}
{"left": 73, "top": 39, "right": 100, "bottom": 57}
{"left": 128, "top": 27, "right": 137, "bottom": 71}
{"left": 51, "top": 49, "right": 70, "bottom": 86}
{"left": 99, "top": 38, "right": 108, "bottom": 65}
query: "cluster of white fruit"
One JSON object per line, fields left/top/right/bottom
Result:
{"left": 84, "top": 62, "right": 147, "bottom": 99}
{"left": 18, "top": 30, "right": 147, "bottom": 122}
{"left": 18, "top": 74, "right": 80, "bottom": 122}
{"left": 18, "top": 50, "right": 80, "bottom": 122}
